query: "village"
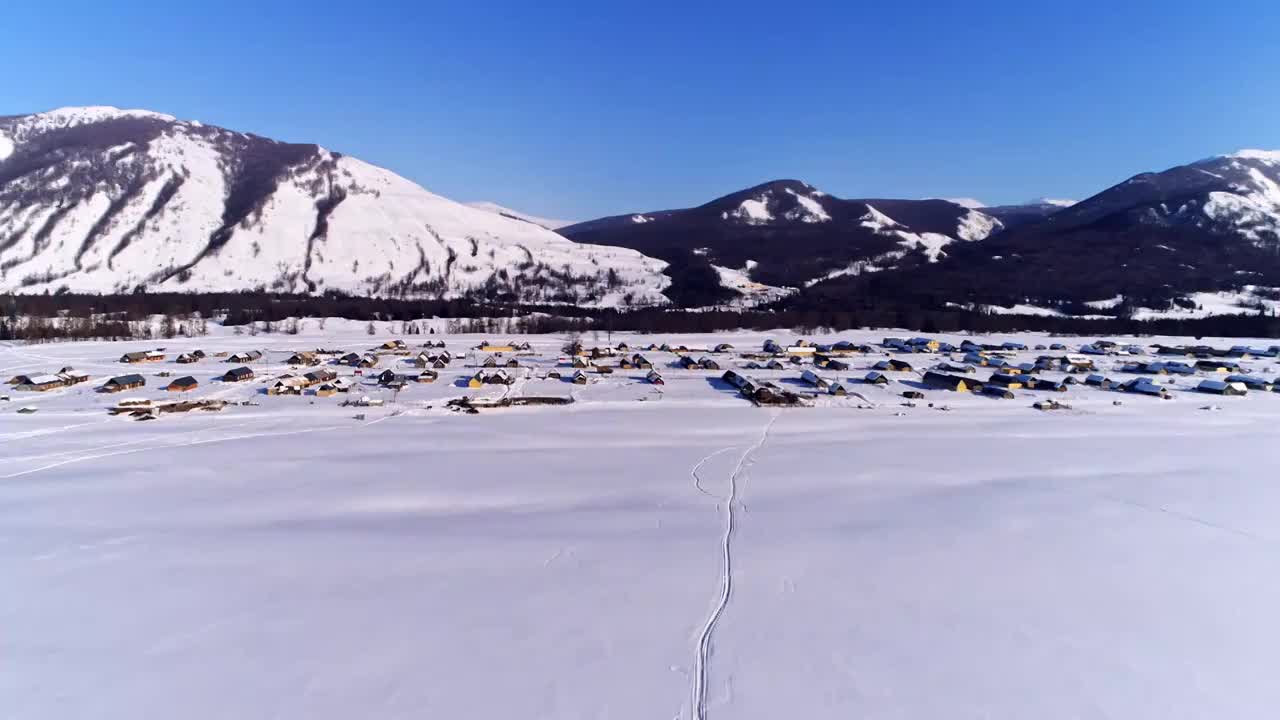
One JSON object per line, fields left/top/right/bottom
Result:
{"left": 6, "top": 325, "right": 1280, "bottom": 720}
{"left": 5, "top": 326, "right": 1280, "bottom": 421}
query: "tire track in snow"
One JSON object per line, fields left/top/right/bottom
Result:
{"left": 690, "top": 410, "right": 779, "bottom": 720}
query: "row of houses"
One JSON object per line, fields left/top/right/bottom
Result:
{"left": 467, "top": 369, "right": 515, "bottom": 388}
{"left": 7, "top": 369, "right": 91, "bottom": 392}
{"left": 678, "top": 355, "right": 721, "bottom": 371}
{"left": 721, "top": 370, "right": 803, "bottom": 405}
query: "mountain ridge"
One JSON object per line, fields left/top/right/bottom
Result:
{"left": 0, "top": 106, "right": 669, "bottom": 306}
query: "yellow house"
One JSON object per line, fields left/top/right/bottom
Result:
{"left": 467, "top": 373, "right": 485, "bottom": 389}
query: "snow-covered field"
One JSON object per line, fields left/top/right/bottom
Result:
{"left": 5, "top": 324, "right": 1280, "bottom": 719}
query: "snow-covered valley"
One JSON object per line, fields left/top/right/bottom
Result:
{"left": 4, "top": 325, "right": 1280, "bottom": 718}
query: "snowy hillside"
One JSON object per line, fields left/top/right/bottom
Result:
{"left": 561, "top": 180, "right": 1002, "bottom": 303}
{"left": 0, "top": 107, "right": 668, "bottom": 306}
{"left": 465, "top": 201, "right": 572, "bottom": 230}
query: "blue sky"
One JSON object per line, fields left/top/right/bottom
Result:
{"left": 5, "top": 1, "right": 1279, "bottom": 221}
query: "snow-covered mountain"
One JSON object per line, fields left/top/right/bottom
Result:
{"left": 0, "top": 107, "right": 668, "bottom": 305}
{"left": 560, "top": 179, "right": 1002, "bottom": 304}
{"left": 464, "top": 201, "right": 572, "bottom": 231}
{"left": 978, "top": 198, "right": 1078, "bottom": 229}
{"left": 801, "top": 151, "right": 1280, "bottom": 318}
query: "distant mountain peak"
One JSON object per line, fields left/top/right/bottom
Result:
{"left": 938, "top": 197, "right": 987, "bottom": 209}
{"left": 1225, "top": 149, "right": 1280, "bottom": 163}
{"left": 0, "top": 107, "right": 668, "bottom": 305}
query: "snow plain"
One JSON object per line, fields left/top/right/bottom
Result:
{"left": 5, "top": 323, "right": 1280, "bottom": 719}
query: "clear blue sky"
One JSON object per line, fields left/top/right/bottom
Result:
{"left": 5, "top": 1, "right": 1279, "bottom": 221}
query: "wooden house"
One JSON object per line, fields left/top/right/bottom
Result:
{"left": 166, "top": 376, "right": 199, "bottom": 392}
{"left": 646, "top": 370, "right": 664, "bottom": 385}
{"left": 1030, "top": 378, "right": 1068, "bottom": 392}
{"left": 57, "top": 370, "right": 90, "bottom": 387}
{"left": 828, "top": 382, "right": 848, "bottom": 396}
{"left": 102, "top": 374, "right": 146, "bottom": 393}
{"left": 303, "top": 369, "right": 337, "bottom": 386}
{"left": 1197, "top": 379, "right": 1248, "bottom": 396}
{"left": 1225, "top": 374, "right": 1272, "bottom": 391}
{"left": 698, "top": 357, "right": 720, "bottom": 370}
{"left": 1196, "top": 360, "right": 1240, "bottom": 373}
{"left": 863, "top": 371, "right": 890, "bottom": 385}
{"left": 380, "top": 340, "right": 407, "bottom": 351}
{"left": 902, "top": 390, "right": 925, "bottom": 399}
{"left": 632, "top": 354, "right": 653, "bottom": 369}
{"left": 713, "top": 343, "right": 735, "bottom": 353}
{"left": 222, "top": 366, "right": 255, "bottom": 383}
{"left": 801, "top": 369, "right": 832, "bottom": 390}
{"left": 872, "top": 359, "right": 913, "bottom": 372}
{"left": 338, "top": 352, "right": 362, "bottom": 366}
{"left": 678, "top": 356, "right": 700, "bottom": 370}
{"left": 16, "top": 374, "right": 65, "bottom": 392}
{"left": 120, "top": 350, "right": 165, "bottom": 363}
{"left": 982, "top": 385, "right": 1015, "bottom": 399}
{"left": 922, "top": 371, "right": 976, "bottom": 392}
{"left": 358, "top": 354, "right": 379, "bottom": 368}
{"left": 175, "top": 352, "right": 200, "bottom": 364}
{"left": 1119, "top": 378, "right": 1170, "bottom": 398}
{"left": 287, "top": 352, "right": 319, "bottom": 366}
{"left": 571, "top": 369, "right": 589, "bottom": 385}
{"left": 226, "top": 350, "right": 262, "bottom": 363}
{"left": 476, "top": 341, "right": 516, "bottom": 353}
{"left": 268, "top": 378, "right": 306, "bottom": 396}
{"left": 618, "top": 356, "right": 636, "bottom": 370}
{"left": 986, "top": 373, "right": 1024, "bottom": 390}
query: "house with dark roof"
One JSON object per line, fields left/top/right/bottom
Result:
{"left": 166, "top": 376, "right": 199, "bottom": 392}
{"left": 102, "top": 374, "right": 146, "bottom": 393}
{"left": 222, "top": 366, "right": 255, "bottom": 383}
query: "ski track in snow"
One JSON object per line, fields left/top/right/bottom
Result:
{"left": 690, "top": 410, "right": 780, "bottom": 720}
{"left": 0, "top": 412, "right": 402, "bottom": 481}
{"left": 690, "top": 446, "right": 739, "bottom": 500}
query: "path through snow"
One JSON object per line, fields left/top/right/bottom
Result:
{"left": 690, "top": 411, "right": 780, "bottom": 720}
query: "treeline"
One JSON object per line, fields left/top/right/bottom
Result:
{"left": 2, "top": 290, "right": 1280, "bottom": 341}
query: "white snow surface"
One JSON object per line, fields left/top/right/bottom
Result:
{"left": 860, "top": 204, "right": 986, "bottom": 262}
{"left": 782, "top": 188, "right": 831, "bottom": 223}
{"left": 464, "top": 201, "right": 573, "bottom": 230}
{"left": 710, "top": 263, "right": 797, "bottom": 305}
{"left": 1227, "top": 149, "right": 1280, "bottom": 164}
{"left": 938, "top": 197, "right": 986, "bottom": 209}
{"left": 1201, "top": 166, "right": 1280, "bottom": 242}
{"left": 0, "top": 108, "right": 668, "bottom": 306}
{"left": 729, "top": 194, "right": 775, "bottom": 225}
{"left": 5, "top": 325, "right": 1280, "bottom": 718}
{"left": 955, "top": 209, "right": 1003, "bottom": 241}
{"left": 1084, "top": 294, "right": 1125, "bottom": 310}
{"left": 0, "top": 131, "right": 13, "bottom": 161}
